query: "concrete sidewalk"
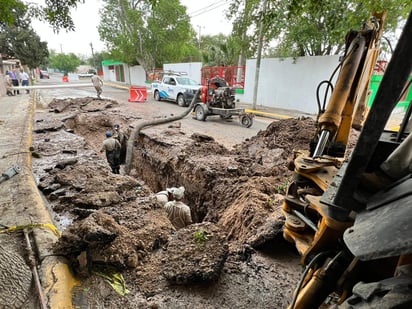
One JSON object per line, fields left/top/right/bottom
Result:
{"left": 0, "top": 93, "right": 77, "bottom": 308}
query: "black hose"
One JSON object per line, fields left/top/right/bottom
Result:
{"left": 290, "top": 251, "right": 332, "bottom": 309}
{"left": 315, "top": 46, "right": 355, "bottom": 119}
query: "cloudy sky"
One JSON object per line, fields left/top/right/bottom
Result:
{"left": 31, "top": 0, "right": 232, "bottom": 57}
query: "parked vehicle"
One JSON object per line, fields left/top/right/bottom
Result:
{"left": 78, "top": 69, "right": 97, "bottom": 78}
{"left": 152, "top": 73, "right": 201, "bottom": 107}
{"left": 40, "top": 70, "right": 50, "bottom": 79}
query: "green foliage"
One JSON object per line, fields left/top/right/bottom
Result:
{"left": 0, "top": 0, "right": 26, "bottom": 26}
{"left": 98, "top": 0, "right": 195, "bottom": 70}
{"left": 87, "top": 51, "right": 111, "bottom": 71}
{"left": 275, "top": 180, "right": 289, "bottom": 195}
{"left": 0, "top": 3, "right": 49, "bottom": 69}
{"left": 228, "top": 0, "right": 411, "bottom": 57}
{"left": 193, "top": 229, "right": 210, "bottom": 247}
{"left": 49, "top": 53, "right": 81, "bottom": 74}
{"left": 201, "top": 34, "right": 240, "bottom": 66}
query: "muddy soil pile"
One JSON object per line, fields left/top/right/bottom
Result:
{"left": 32, "top": 97, "right": 317, "bottom": 308}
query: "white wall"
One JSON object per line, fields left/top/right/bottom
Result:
{"left": 103, "top": 64, "right": 146, "bottom": 86}
{"left": 163, "top": 62, "right": 202, "bottom": 84}
{"left": 127, "top": 65, "right": 146, "bottom": 86}
{"left": 102, "top": 66, "right": 116, "bottom": 82}
{"left": 243, "top": 55, "right": 340, "bottom": 114}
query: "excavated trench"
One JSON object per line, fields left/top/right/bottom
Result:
{"left": 30, "top": 97, "right": 321, "bottom": 308}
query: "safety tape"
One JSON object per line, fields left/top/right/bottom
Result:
{"left": 0, "top": 223, "right": 61, "bottom": 237}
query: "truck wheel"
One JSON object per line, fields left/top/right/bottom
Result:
{"left": 195, "top": 104, "right": 207, "bottom": 121}
{"left": 154, "top": 90, "right": 161, "bottom": 101}
{"left": 240, "top": 114, "right": 253, "bottom": 128}
{"left": 177, "top": 94, "right": 186, "bottom": 107}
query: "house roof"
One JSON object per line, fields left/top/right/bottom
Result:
{"left": 102, "top": 60, "right": 124, "bottom": 66}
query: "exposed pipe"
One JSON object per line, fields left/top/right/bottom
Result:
{"left": 124, "top": 89, "right": 201, "bottom": 175}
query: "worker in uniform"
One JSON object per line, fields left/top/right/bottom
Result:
{"left": 164, "top": 187, "right": 192, "bottom": 229}
{"left": 113, "top": 124, "right": 128, "bottom": 164}
{"left": 91, "top": 72, "right": 103, "bottom": 99}
{"left": 100, "top": 131, "right": 121, "bottom": 174}
{"left": 155, "top": 187, "right": 176, "bottom": 206}
{"left": 5, "top": 71, "right": 14, "bottom": 96}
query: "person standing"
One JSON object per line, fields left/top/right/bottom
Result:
{"left": 20, "top": 69, "right": 30, "bottom": 94}
{"left": 164, "top": 187, "right": 192, "bottom": 229}
{"left": 113, "top": 124, "right": 128, "bottom": 164}
{"left": 5, "top": 71, "right": 14, "bottom": 96}
{"left": 91, "top": 73, "right": 103, "bottom": 99}
{"left": 100, "top": 131, "right": 121, "bottom": 174}
{"left": 9, "top": 68, "right": 19, "bottom": 95}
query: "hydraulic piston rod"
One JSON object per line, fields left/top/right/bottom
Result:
{"left": 313, "top": 130, "right": 330, "bottom": 158}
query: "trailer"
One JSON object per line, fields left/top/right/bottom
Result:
{"left": 192, "top": 76, "right": 254, "bottom": 128}
{"left": 192, "top": 104, "right": 254, "bottom": 128}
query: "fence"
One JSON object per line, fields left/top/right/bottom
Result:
{"left": 201, "top": 66, "right": 245, "bottom": 89}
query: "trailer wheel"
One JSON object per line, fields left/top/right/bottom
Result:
{"left": 195, "top": 104, "right": 207, "bottom": 121}
{"left": 240, "top": 114, "right": 253, "bottom": 128}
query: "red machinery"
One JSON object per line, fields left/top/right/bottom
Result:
{"left": 193, "top": 77, "right": 254, "bottom": 128}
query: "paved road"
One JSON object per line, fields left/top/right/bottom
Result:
{"left": 36, "top": 74, "right": 275, "bottom": 148}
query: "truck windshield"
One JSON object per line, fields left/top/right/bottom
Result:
{"left": 176, "top": 77, "right": 198, "bottom": 86}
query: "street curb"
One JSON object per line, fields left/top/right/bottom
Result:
{"left": 245, "top": 109, "right": 292, "bottom": 119}
{"left": 26, "top": 93, "right": 79, "bottom": 308}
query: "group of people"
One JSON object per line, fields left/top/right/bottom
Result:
{"left": 100, "top": 124, "right": 128, "bottom": 174}
{"left": 4, "top": 68, "right": 30, "bottom": 96}
{"left": 156, "top": 186, "right": 192, "bottom": 229}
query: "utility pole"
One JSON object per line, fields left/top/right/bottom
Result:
{"left": 252, "top": 0, "right": 267, "bottom": 110}
{"left": 237, "top": 1, "right": 249, "bottom": 87}
{"left": 197, "top": 25, "right": 202, "bottom": 49}
{"left": 90, "top": 42, "right": 97, "bottom": 70}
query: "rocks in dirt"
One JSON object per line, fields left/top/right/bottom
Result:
{"left": 247, "top": 198, "right": 286, "bottom": 248}
{"left": 33, "top": 118, "right": 64, "bottom": 132}
{"left": 55, "top": 197, "right": 175, "bottom": 274}
{"left": 162, "top": 222, "right": 228, "bottom": 284}
{"left": 49, "top": 97, "right": 119, "bottom": 113}
{"left": 191, "top": 132, "right": 215, "bottom": 142}
{"left": 38, "top": 162, "right": 140, "bottom": 211}
{"left": 55, "top": 158, "right": 78, "bottom": 169}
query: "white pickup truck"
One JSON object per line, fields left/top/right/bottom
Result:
{"left": 151, "top": 75, "right": 201, "bottom": 107}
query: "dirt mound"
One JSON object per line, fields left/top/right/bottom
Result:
{"left": 162, "top": 222, "right": 228, "bottom": 284}
{"left": 126, "top": 117, "right": 316, "bottom": 245}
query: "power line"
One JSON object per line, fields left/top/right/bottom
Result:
{"left": 188, "top": 1, "right": 230, "bottom": 18}
{"left": 187, "top": 0, "right": 223, "bottom": 15}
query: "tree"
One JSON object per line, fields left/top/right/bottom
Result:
{"left": 201, "top": 34, "right": 239, "bottom": 66}
{"left": 49, "top": 52, "right": 81, "bottom": 74}
{"left": 0, "top": 2, "right": 49, "bottom": 68}
{"left": 0, "top": 25, "right": 49, "bottom": 68}
{"left": 98, "top": 0, "right": 195, "bottom": 71}
{"left": 0, "top": 0, "right": 26, "bottom": 26}
{"left": 1, "top": 0, "right": 87, "bottom": 31}
{"left": 227, "top": 0, "right": 412, "bottom": 57}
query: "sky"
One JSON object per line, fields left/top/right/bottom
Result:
{"left": 31, "top": 0, "right": 233, "bottom": 57}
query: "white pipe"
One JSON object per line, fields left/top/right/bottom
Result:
{"left": 12, "top": 83, "right": 94, "bottom": 90}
